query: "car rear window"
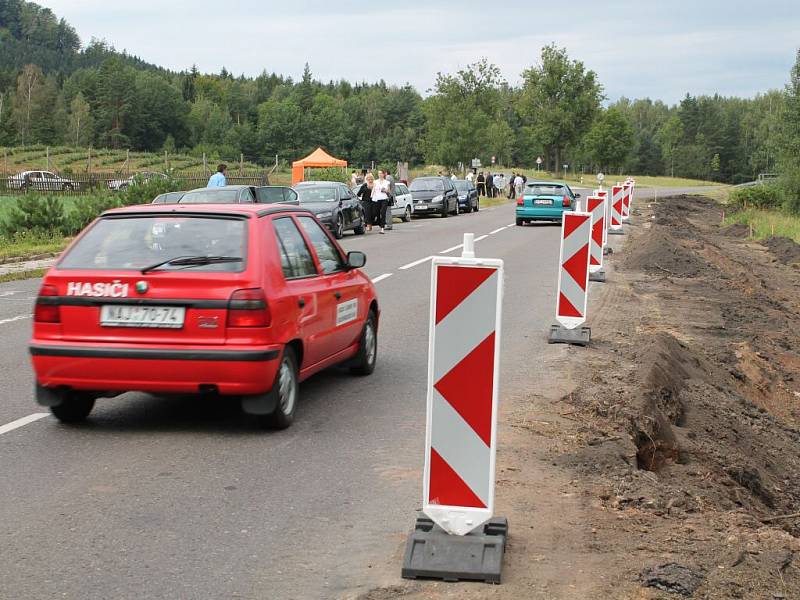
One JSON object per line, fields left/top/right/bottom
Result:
{"left": 525, "top": 184, "right": 565, "bottom": 196}
{"left": 296, "top": 187, "right": 337, "bottom": 203}
{"left": 58, "top": 215, "right": 248, "bottom": 271}
{"left": 180, "top": 189, "right": 241, "bottom": 203}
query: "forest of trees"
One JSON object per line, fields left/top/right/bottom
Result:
{"left": 0, "top": 0, "right": 796, "bottom": 187}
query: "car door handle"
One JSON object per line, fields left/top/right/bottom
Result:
{"left": 334, "top": 292, "right": 342, "bottom": 300}
{"left": 298, "top": 297, "right": 306, "bottom": 308}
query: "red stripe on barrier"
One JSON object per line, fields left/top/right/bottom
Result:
{"left": 563, "top": 213, "right": 588, "bottom": 238}
{"left": 434, "top": 332, "right": 495, "bottom": 446}
{"left": 428, "top": 447, "right": 487, "bottom": 508}
{"left": 558, "top": 292, "right": 582, "bottom": 318}
{"left": 563, "top": 246, "right": 590, "bottom": 291}
{"left": 435, "top": 266, "right": 495, "bottom": 324}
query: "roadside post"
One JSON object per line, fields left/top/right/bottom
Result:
{"left": 402, "top": 233, "right": 508, "bottom": 584}
{"left": 609, "top": 185, "right": 625, "bottom": 236}
{"left": 587, "top": 195, "right": 606, "bottom": 282}
{"left": 548, "top": 211, "right": 592, "bottom": 346}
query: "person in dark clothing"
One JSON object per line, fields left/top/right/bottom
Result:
{"left": 356, "top": 174, "right": 374, "bottom": 230}
{"left": 476, "top": 172, "right": 486, "bottom": 197}
{"left": 486, "top": 173, "right": 494, "bottom": 198}
{"left": 508, "top": 172, "right": 516, "bottom": 199}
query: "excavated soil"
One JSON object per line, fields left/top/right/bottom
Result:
{"left": 564, "top": 195, "right": 800, "bottom": 598}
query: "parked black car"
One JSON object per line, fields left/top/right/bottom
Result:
{"left": 408, "top": 176, "right": 459, "bottom": 217}
{"left": 152, "top": 185, "right": 298, "bottom": 205}
{"left": 454, "top": 179, "right": 479, "bottom": 213}
{"left": 293, "top": 181, "right": 366, "bottom": 238}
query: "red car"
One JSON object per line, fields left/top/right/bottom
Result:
{"left": 30, "top": 203, "right": 379, "bottom": 429}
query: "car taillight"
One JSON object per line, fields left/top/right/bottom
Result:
{"left": 562, "top": 196, "right": 571, "bottom": 207}
{"left": 227, "top": 288, "right": 270, "bottom": 327}
{"left": 34, "top": 284, "right": 60, "bottom": 323}
{"left": 516, "top": 197, "right": 524, "bottom": 206}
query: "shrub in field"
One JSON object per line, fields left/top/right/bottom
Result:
{"left": 118, "top": 177, "right": 183, "bottom": 206}
{"left": 1, "top": 195, "right": 66, "bottom": 236}
{"left": 66, "top": 195, "right": 122, "bottom": 234}
{"left": 780, "top": 170, "right": 800, "bottom": 214}
{"left": 729, "top": 185, "right": 783, "bottom": 210}
{"left": 305, "top": 167, "right": 349, "bottom": 183}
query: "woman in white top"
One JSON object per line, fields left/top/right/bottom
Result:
{"left": 372, "top": 171, "right": 391, "bottom": 234}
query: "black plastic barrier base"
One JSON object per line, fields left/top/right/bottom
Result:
{"left": 401, "top": 515, "right": 508, "bottom": 584}
{"left": 548, "top": 324, "right": 592, "bottom": 346}
{"left": 608, "top": 228, "right": 626, "bottom": 236}
{"left": 603, "top": 247, "right": 613, "bottom": 256}
{"left": 589, "top": 270, "right": 606, "bottom": 283}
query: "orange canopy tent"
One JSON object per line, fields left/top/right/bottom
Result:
{"left": 291, "top": 147, "right": 348, "bottom": 185}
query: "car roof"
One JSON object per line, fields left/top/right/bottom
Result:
{"left": 294, "top": 181, "right": 340, "bottom": 186}
{"left": 102, "top": 203, "right": 312, "bottom": 219}
{"left": 184, "top": 185, "right": 253, "bottom": 193}
{"left": 527, "top": 181, "right": 567, "bottom": 186}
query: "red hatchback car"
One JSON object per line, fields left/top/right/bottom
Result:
{"left": 30, "top": 203, "right": 379, "bottom": 429}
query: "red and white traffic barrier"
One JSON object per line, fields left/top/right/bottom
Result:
{"left": 549, "top": 212, "right": 592, "bottom": 345}
{"left": 609, "top": 185, "right": 625, "bottom": 235}
{"left": 622, "top": 182, "right": 633, "bottom": 223}
{"left": 594, "top": 189, "right": 610, "bottom": 247}
{"left": 587, "top": 195, "right": 606, "bottom": 282}
{"left": 423, "top": 234, "right": 503, "bottom": 537}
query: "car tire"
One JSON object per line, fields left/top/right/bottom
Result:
{"left": 474, "top": 199, "right": 479, "bottom": 212}
{"left": 334, "top": 214, "right": 345, "bottom": 239}
{"left": 440, "top": 202, "right": 448, "bottom": 218}
{"left": 403, "top": 205, "right": 412, "bottom": 222}
{"left": 50, "top": 391, "right": 95, "bottom": 423}
{"left": 350, "top": 310, "right": 377, "bottom": 376}
{"left": 516, "top": 218, "right": 524, "bottom": 226}
{"left": 257, "top": 347, "right": 299, "bottom": 430}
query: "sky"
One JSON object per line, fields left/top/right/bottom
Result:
{"left": 38, "top": 0, "right": 800, "bottom": 104}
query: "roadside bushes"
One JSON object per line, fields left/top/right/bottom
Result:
{"left": 305, "top": 168, "right": 350, "bottom": 183}
{"left": 729, "top": 185, "right": 783, "bottom": 210}
{"left": 1, "top": 195, "right": 67, "bottom": 236}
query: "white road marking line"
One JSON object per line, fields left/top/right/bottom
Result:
{"left": 0, "top": 291, "right": 21, "bottom": 298}
{"left": 489, "top": 227, "right": 506, "bottom": 235}
{"left": 371, "top": 273, "right": 393, "bottom": 284}
{"left": 0, "top": 314, "right": 32, "bottom": 326}
{"left": 399, "top": 256, "right": 434, "bottom": 270}
{"left": 506, "top": 224, "right": 516, "bottom": 228}
{"left": 473, "top": 235, "right": 489, "bottom": 242}
{"left": 440, "top": 244, "right": 463, "bottom": 254}
{"left": 0, "top": 413, "right": 49, "bottom": 436}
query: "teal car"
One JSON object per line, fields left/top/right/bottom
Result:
{"left": 516, "top": 181, "right": 580, "bottom": 225}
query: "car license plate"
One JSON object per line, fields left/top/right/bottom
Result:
{"left": 534, "top": 199, "right": 553, "bottom": 205}
{"left": 416, "top": 205, "right": 427, "bottom": 210}
{"left": 100, "top": 305, "right": 185, "bottom": 328}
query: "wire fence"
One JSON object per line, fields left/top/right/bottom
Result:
{"left": 0, "top": 169, "right": 274, "bottom": 196}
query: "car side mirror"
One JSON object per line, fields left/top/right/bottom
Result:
{"left": 346, "top": 251, "right": 366, "bottom": 270}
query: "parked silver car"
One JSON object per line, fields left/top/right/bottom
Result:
{"left": 7, "top": 170, "right": 80, "bottom": 191}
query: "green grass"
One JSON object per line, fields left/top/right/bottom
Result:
{"left": 0, "top": 268, "right": 48, "bottom": 283}
{"left": 0, "top": 231, "right": 69, "bottom": 262}
{"left": 480, "top": 196, "right": 512, "bottom": 208}
{"left": 723, "top": 208, "right": 800, "bottom": 243}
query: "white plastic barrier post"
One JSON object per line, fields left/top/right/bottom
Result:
{"left": 594, "top": 189, "right": 610, "bottom": 247}
{"left": 587, "top": 195, "right": 606, "bottom": 282}
{"left": 549, "top": 212, "right": 592, "bottom": 345}
{"left": 422, "top": 234, "right": 504, "bottom": 537}
{"left": 622, "top": 182, "right": 633, "bottom": 223}
{"left": 609, "top": 185, "right": 625, "bottom": 235}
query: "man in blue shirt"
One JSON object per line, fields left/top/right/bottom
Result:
{"left": 207, "top": 164, "right": 227, "bottom": 187}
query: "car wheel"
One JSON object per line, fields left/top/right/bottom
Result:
{"left": 257, "top": 347, "right": 299, "bottom": 430}
{"left": 334, "top": 214, "right": 345, "bottom": 239}
{"left": 516, "top": 218, "right": 524, "bottom": 226}
{"left": 474, "top": 199, "right": 479, "bottom": 212}
{"left": 403, "top": 205, "right": 412, "bottom": 222}
{"left": 50, "top": 391, "right": 95, "bottom": 423}
{"left": 350, "top": 310, "right": 377, "bottom": 376}
{"left": 441, "top": 202, "right": 448, "bottom": 218}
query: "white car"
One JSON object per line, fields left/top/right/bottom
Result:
{"left": 108, "top": 172, "right": 168, "bottom": 191}
{"left": 390, "top": 182, "right": 414, "bottom": 222}
{"left": 7, "top": 170, "right": 80, "bottom": 191}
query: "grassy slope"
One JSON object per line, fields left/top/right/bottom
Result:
{"left": 723, "top": 208, "right": 800, "bottom": 243}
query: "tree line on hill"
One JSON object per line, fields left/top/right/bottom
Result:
{"left": 0, "top": 0, "right": 796, "bottom": 190}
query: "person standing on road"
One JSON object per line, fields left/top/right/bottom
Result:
{"left": 350, "top": 170, "right": 359, "bottom": 188}
{"left": 494, "top": 172, "right": 505, "bottom": 197}
{"left": 466, "top": 169, "right": 475, "bottom": 183}
{"left": 207, "top": 164, "right": 227, "bottom": 187}
{"left": 507, "top": 172, "right": 516, "bottom": 199}
{"left": 372, "top": 170, "right": 391, "bottom": 234}
{"left": 486, "top": 172, "right": 494, "bottom": 198}
{"left": 514, "top": 173, "right": 524, "bottom": 197}
{"left": 385, "top": 171, "right": 396, "bottom": 231}
{"left": 476, "top": 171, "right": 486, "bottom": 197}
{"left": 356, "top": 174, "right": 374, "bottom": 232}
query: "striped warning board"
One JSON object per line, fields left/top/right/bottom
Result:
{"left": 424, "top": 256, "right": 504, "bottom": 536}
{"left": 587, "top": 196, "right": 605, "bottom": 273}
{"left": 610, "top": 185, "right": 624, "bottom": 230}
{"left": 556, "top": 211, "right": 592, "bottom": 329}
{"left": 622, "top": 182, "right": 633, "bottom": 219}
{"left": 594, "top": 189, "right": 610, "bottom": 245}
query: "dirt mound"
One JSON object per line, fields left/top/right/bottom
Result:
{"left": 764, "top": 236, "right": 800, "bottom": 265}
{"left": 721, "top": 223, "right": 750, "bottom": 237}
{"left": 621, "top": 229, "right": 712, "bottom": 277}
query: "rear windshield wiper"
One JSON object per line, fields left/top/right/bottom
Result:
{"left": 141, "top": 255, "right": 242, "bottom": 274}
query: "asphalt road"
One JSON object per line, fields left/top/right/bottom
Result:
{"left": 0, "top": 187, "right": 697, "bottom": 599}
